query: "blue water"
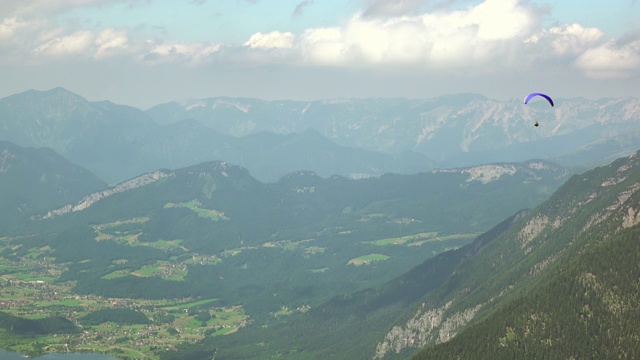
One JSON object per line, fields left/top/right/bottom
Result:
{"left": 0, "top": 349, "right": 116, "bottom": 359}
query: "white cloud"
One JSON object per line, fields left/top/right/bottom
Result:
{"left": 459, "top": 0, "right": 535, "bottom": 40}
{"left": 32, "top": 30, "right": 94, "bottom": 56}
{"left": 295, "top": 0, "right": 538, "bottom": 68}
{"left": 0, "top": 0, "right": 222, "bottom": 65}
{"left": 141, "top": 40, "right": 222, "bottom": 65}
{"left": 0, "top": 17, "right": 29, "bottom": 39}
{"left": 300, "top": 27, "right": 347, "bottom": 64}
{"left": 526, "top": 23, "right": 603, "bottom": 56}
{"left": 244, "top": 31, "right": 295, "bottom": 49}
{"left": 575, "top": 36, "right": 640, "bottom": 78}
{"left": 1, "top": 0, "right": 638, "bottom": 84}
{"left": 95, "top": 28, "right": 129, "bottom": 58}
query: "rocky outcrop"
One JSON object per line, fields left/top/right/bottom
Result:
{"left": 0, "top": 149, "right": 15, "bottom": 174}
{"left": 373, "top": 301, "right": 483, "bottom": 359}
{"left": 43, "top": 171, "right": 171, "bottom": 218}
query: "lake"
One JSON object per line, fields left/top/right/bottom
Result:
{"left": 0, "top": 350, "right": 116, "bottom": 359}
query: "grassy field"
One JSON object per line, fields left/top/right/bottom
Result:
{"left": 347, "top": 253, "right": 390, "bottom": 266}
{"left": 164, "top": 200, "right": 228, "bottom": 221}
{"left": 365, "top": 231, "right": 479, "bottom": 247}
{"left": 160, "top": 298, "right": 219, "bottom": 311}
{"left": 93, "top": 218, "right": 191, "bottom": 254}
{"left": 407, "top": 233, "right": 479, "bottom": 246}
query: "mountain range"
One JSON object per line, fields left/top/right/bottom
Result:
{"left": 2, "top": 87, "right": 640, "bottom": 359}
{"left": 148, "top": 94, "right": 640, "bottom": 168}
{"left": 0, "top": 88, "right": 435, "bottom": 183}
{"left": 2, "top": 88, "right": 639, "bottom": 185}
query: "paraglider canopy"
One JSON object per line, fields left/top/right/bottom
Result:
{"left": 524, "top": 92, "right": 554, "bottom": 107}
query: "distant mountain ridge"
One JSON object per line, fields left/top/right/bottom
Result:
{"left": 0, "top": 89, "right": 436, "bottom": 183}
{"left": 148, "top": 94, "right": 640, "bottom": 168}
{"left": 3, "top": 88, "right": 639, "bottom": 184}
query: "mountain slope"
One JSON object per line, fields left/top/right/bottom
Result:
{"left": 0, "top": 140, "right": 106, "bottom": 230}
{"left": 414, "top": 224, "right": 640, "bottom": 359}
{"left": 373, "top": 150, "right": 640, "bottom": 359}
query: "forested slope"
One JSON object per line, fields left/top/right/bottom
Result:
{"left": 414, "top": 225, "right": 640, "bottom": 359}
{"left": 389, "top": 150, "right": 640, "bottom": 359}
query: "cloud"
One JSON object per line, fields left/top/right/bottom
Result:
{"left": 246, "top": 0, "right": 637, "bottom": 83}
{"left": 0, "top": 17, "right": 25, "bottom": 39}
{"left": 140, "top": 40, "right": 222, "bottom": 65}
{"left": 28, "top": 27, "right": 132, "bottom": 60}
{"left": 0, "top": 0, "right": 226, "bottom": 65}
{"left": 244, "top": 31, "right": 295, "bottom": 49}
{"left": 299, "top": 27, "right": 346, "bottom": 64}
{"left": 95, "top": 28, "right": 130, "bottom": 58}
{"left": 575, "top": 34, "right": 640, "bottom": 78}
{"left": 296, "top": 0, "right": 539, "bottom": 68}
{"left": 292, "top": 0, "right": 313, "bottom": 17}
{"left": 525, "top": 23, "right": 603, "bottom": 56}
{"left": 32, "top": 30, "right": 94, "bottom": 56}
{"left": 2, "top": 0, "right": 638, "bottom": 83}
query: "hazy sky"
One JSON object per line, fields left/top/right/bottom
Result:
{"left": 1, "top": 0, "right": 639, "bottom": 108}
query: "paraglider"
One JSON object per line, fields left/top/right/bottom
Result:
{"left": 524, "top": 92, "right": 554, "bottom": 127}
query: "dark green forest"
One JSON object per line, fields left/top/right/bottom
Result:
{"left": 79, "top": 308, "right": 151, "bottom": 326}
{"left": 0, "top": 311, "right": 78, "bottom": 335}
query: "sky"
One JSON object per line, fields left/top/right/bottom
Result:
{"left": 0, "top": 0, "right": 639, "bottom": 108}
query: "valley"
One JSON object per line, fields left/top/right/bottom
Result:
{"left": 0, "top": 222, "right": 473, "bottom": 359}
{"left": 0, "top": 154, "right": 568, "bottom": 359}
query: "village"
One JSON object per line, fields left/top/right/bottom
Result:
{"left": 0, "top": 254, "right": 249, "bottom": 359}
